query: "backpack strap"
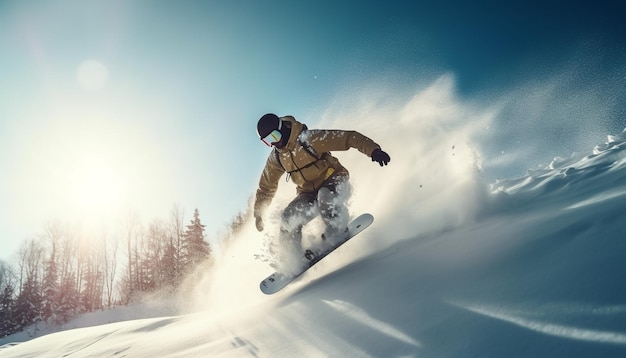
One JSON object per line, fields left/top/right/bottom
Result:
{"left": 274, "top": 139, "right": 330, "bottom": 182}
{"left": 273, "top": 148, "right": 286, "bottom": 172}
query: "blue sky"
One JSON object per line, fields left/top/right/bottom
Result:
{"left": 1, "top": 0, "right": 625, "bottom": 260}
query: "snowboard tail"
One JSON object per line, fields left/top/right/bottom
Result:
{"left": 260, "top": 213, "right": 373, "bottom": 295}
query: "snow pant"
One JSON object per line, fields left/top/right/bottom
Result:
{"left": 279, "top": 174, "right": 351, "bottom": 252}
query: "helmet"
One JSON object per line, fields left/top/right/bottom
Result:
{"left": 257, "top": 113, "right": 281, "bottom": 138}
{"left": 257, "top": 113, "right": 283, "bottom": 146}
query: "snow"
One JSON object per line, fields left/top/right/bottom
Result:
{"left": 2, "top": 93, "right": 626, "bottom": 356}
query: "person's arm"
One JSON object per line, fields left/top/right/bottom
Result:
{"left": 253, "top": 152, "right": 284, "bottom": 231}
{"left": 304, "top": 129, "right": 390, "bottom": 165}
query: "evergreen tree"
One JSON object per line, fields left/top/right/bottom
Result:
{"left": 230, "top": 211, "right": 247, "bottom": 235}
{"left": 57, "top": 273, "right": 80, "bottom": 323}
{"left": 160, "top": 243, "right": 179, "bottom": 288}
{"left": 181, "top": 209, "right": 211, "bottom": 271}
{"left": 13, "top": 275, "right": 42, "bottom": 331}
{"left": 41, "top": 250, "right": 59, "bottom": 324}
{"left": 0, "top": 284, "right": 16, "bottom": 337}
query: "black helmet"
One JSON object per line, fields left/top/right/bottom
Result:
{"left": 257, "top": 113, "right": 281, "bottom": 138}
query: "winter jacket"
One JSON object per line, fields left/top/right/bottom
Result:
{"left": 254, "top": 115, "right": 381, "bottom": 217}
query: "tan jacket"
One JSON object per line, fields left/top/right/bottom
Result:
{"left": 254, "top": 115, "right": 380, "bottom": 217}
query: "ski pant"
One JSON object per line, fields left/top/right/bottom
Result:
{"left": 279, "top": 175, "right": 351, "bottom": 250}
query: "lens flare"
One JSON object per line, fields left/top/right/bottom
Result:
{"left": 77, "top": 60, "right": 109, "bottom": 91}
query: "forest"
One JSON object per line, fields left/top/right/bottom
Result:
{"left": 0, "top": 206, "right": 246, "bottom": 338}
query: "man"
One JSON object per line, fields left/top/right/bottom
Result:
{"left": 254, "top": 113, "right": 390, "bottom": 267}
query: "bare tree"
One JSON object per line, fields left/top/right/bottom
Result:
{"left": 102, "top": 231, "right": 118, "bottom": 309}
{"left": 0, "top": 259, "right": 11, "bottom": 290}
{"left": 120, "top": 211, "right": 141, "bottom": 303}
{"left": 17, "top": 239, "right": 45, "bottom": 290}
{"left": 169, "top": 204, "right": 185, "bottom": 282}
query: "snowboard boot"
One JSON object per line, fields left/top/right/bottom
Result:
{"left": 321, "top": 226, "right": 349, "bottom": 246}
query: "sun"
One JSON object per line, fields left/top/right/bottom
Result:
{"left": 70, "top": 161, "right": 124, "bottom": 220}
{"left": 29, "top": 111, "right": 131, "bottom": 227}
{"left": 10, "top": 62, "right": 184, "bottom": 236}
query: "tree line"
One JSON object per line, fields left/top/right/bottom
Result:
{"left": 0, "top": 206, "right": 246, "bottom": 338}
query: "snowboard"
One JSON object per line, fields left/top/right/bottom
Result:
{"left": 260, "top": 213, "right": 374, "bottom": 295}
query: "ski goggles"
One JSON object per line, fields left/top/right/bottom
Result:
{"left": 261, "top": 130, "right": 282, "bottom": 146}
{"left": 260, "top": 120, "right": 283, "bottom": 146}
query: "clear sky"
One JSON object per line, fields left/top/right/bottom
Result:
{"left": 1, "top": 0, "right": 625, "bottom": 260}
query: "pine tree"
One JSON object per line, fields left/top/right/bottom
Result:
{"left": 13, "top": 275, "right": 42, "bottom": 331}
{"left": 181, "top": 209, "right": 211, "bottom": 271}
{"left": 41, "top": 250, "right": 59, "bottom": 325}
{"left": 230, "top": 211, "right": 247, "bottom": 234}
{"left": 0, "top": 284, "right": 16, "bottom": 337}
{"left": 57, "top": 273, "right": 80, "bottom": 323}
{"left": 160, "top": 243, "right": 178, "bottom": 288}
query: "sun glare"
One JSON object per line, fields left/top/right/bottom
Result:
{"left": 14, "top": 107, "right": 134, "bottom": 231}
{"left": 10, "top": 57, "right": 183, "bottom": 235}
{"left": 70, "top": 161, "right": 124, "bottom": 219}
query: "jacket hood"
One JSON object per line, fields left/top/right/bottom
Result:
{"left": 279, "top": 115, "right": 306, "bottom": 151}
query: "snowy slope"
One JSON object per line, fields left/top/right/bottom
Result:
{"left": 2, "top": 128, "right": 626, "bottom": 357}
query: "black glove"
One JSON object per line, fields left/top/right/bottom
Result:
{"left": 371, "top": 148, "right": 390, "bottom": 166}
{"left": 255, "top": 215, "right": 264, "bottom": 232}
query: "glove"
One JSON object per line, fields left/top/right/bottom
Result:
{"left": 255, "top": 215, "right": 264, "bottom": 232}
{"left": 371, "top": 148, "right": 390, "bottom": 166}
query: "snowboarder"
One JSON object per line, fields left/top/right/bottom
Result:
{"left": 253, "top": 113, "right": 390, "bottom": 267}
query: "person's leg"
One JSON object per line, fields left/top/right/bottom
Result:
{"left": 318, "top": 176, "right": 351, "bottom": 245}
{"left": 278, "top": 191, "right": 319, "bottom": 254}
